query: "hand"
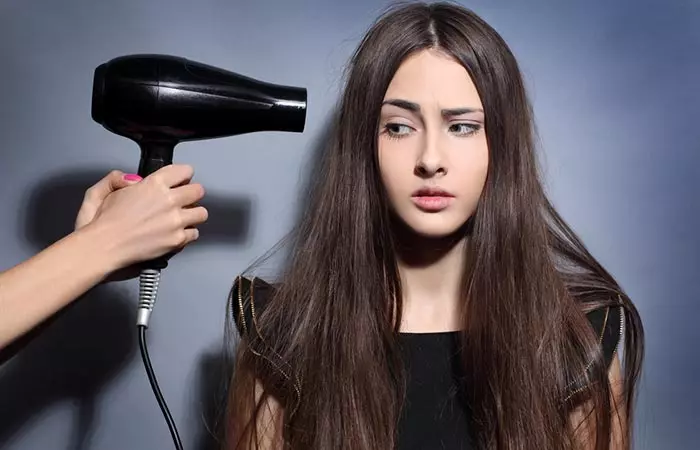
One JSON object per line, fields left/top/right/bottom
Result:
{"left": 75, "top": 170, "right": 142, "bottom": 231}
{"left": 76, "top": 165, "right": 208, "bottom": 275}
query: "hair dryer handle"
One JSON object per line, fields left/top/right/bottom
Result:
{"left": 137, "top": 142, "right": 177, "bottom": 271}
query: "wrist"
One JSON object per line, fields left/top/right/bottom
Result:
{"left": 72, "top": 221, "right": 126, "bottom": 278}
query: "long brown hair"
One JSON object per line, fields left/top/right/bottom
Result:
{"left": 224, "top": 2, "right": 644, "bottom": 449}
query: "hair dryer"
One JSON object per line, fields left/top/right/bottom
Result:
{"left": 90, "top": 54, "right": 307, "bottom": 450}
{"left": 91, "top": 53, "right": 306, "bottom": 267}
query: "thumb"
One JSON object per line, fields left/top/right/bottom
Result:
{"left": 103, "top": 171, "right": 143, "bottom": 194}
{"left": 116, "top": 172, "right": 143, "bottom": 188}
{"left": 83, "top": 171, "right": 142, "bottom": 206}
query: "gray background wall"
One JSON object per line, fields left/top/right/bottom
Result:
{"left": 0, "top": 0, "right": 697, "bottom": 449}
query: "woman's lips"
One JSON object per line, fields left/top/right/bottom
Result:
{"left": 411, "top": 187, "right": 454, "bottom": 212}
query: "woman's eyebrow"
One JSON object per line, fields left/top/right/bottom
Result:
{"left": 382, "top": 98, "right": 483, "bottom": 118}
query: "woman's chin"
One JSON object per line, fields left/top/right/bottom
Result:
{"left": 400, "top": 216, "right": 470, "bottom": 240}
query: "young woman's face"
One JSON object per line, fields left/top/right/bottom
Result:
{"left": 378, "top": 49, "right": 489, "bottom": 238}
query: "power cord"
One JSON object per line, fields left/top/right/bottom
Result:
{"left": 137, "top": 268, "right": 184, "bottom": 450}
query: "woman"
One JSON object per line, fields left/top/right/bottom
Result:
{"left": 0, "top": 164, "right": 208, "bottom": 351}
{"left": 226, "top": 2, "right": 644, "bottom": 450}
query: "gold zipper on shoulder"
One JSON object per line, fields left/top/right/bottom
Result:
{"left": 233, "top": 276, "right": 303, "bottom": 415}
{"left": 234, "top": 275, "right": 249, "bottom": 336}
{"left": 611, "top": 304, "right": 624, "bottom": 362}
{"left": 563, "top": 302, "right": 624, "bottom": 403}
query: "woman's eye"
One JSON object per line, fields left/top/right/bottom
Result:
{"left": 449, "top": 123, "right": 482, "bottom": 136}
{"left": 384, "top": 123, "right": 414, "bottom": 139}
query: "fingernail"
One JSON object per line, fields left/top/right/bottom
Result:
{"left": 123, "top": 174, "right": 142, "bottom": 181}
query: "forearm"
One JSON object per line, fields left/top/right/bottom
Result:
{"left": 0, "top": 223, "right": 121, "bottom": 350}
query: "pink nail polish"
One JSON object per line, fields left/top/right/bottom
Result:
{"left": 123, "top": 174, "right": 142, "bottom": 181}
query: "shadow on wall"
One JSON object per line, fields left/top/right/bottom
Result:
{"left": 0, "top": 168, "right": 252, "bottom": 450}
{"left": 190, "top": 111, "right": 339, "bottom": 449}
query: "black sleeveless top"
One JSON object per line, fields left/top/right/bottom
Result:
{"left": 397, "top": 331, "right": 472, "bottom": 449}
{"left": 231, "top": 277, "right": 623, "bottom": 449}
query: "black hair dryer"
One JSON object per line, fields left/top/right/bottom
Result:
{"left": 91, "top": 53, "right": 307, "bottom": 270}
{"left": 90, "top": 54, "right": 307, "bottom": 450}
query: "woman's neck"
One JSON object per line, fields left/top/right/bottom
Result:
{"left": 394, "top": 225, "right": 467, "bottom": 333}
